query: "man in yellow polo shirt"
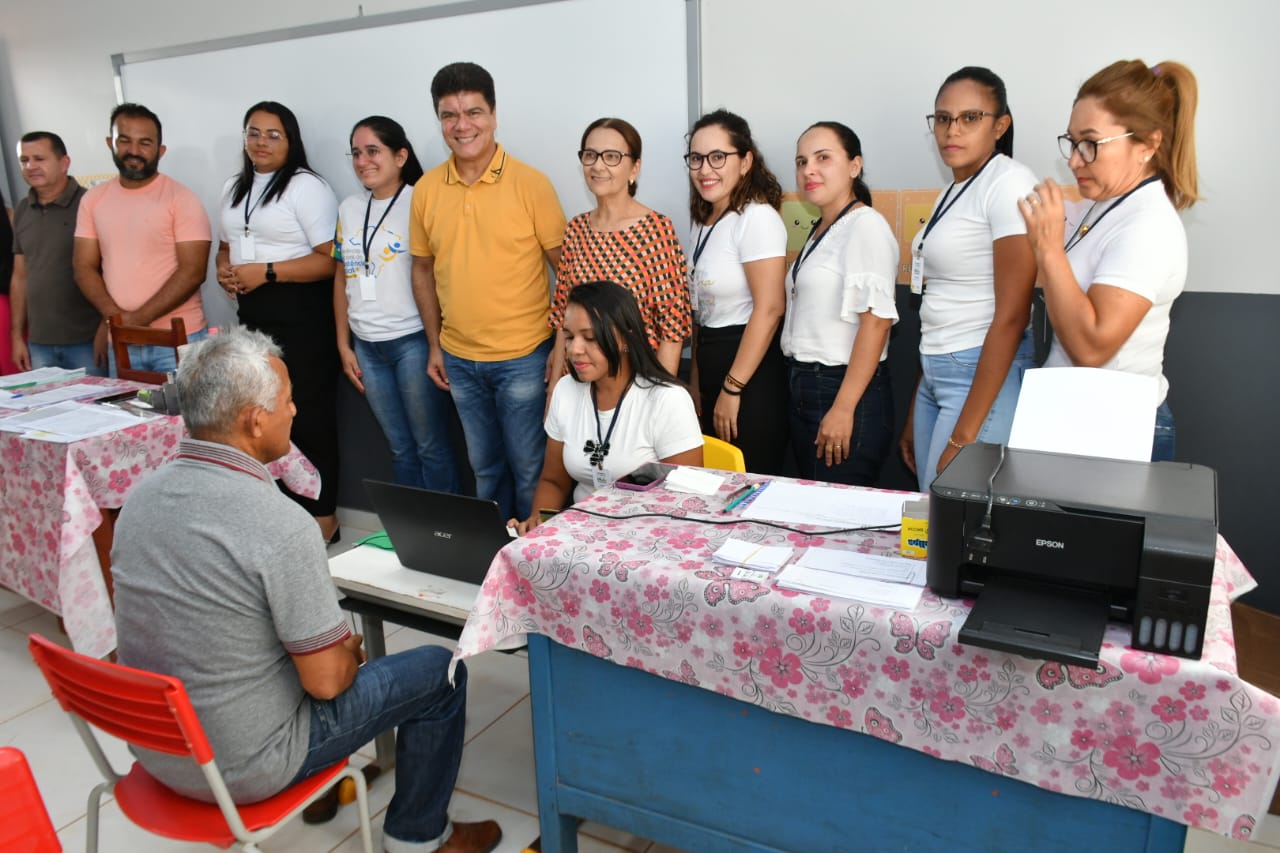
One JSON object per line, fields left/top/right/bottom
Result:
{"left": 410, "top": 62, "right": 566, "bottom": 521}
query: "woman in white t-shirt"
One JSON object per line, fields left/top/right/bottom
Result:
{"left": 334, "top": 115, "right": 460, "bottom": 493}
{"left": 215, "top": 101, "right": 341, "bottom": 540}
{"left": 1019, "top": 60, "right": 1199, "bottom": 462}
{"left": 902, "top": 67, "right": 1038, "bottom": 491}
{"left": 512, "top": 281, "right": 703, "bottom": 533}
{"left": 686, "top": 109, "right": 789, "bottom": 474}
{"left": 784, "top": 121, "right": 898, "bottom": 485}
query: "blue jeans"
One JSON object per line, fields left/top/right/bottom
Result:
{"left": 913, "top": 331, "right": 1035, "bottom": 491}
{"left": 291, "top": 646, "right": 467, "bottom": 849}
{"left": 1152, "top": 400, "right": 1175, "bottom": 462}
{"left": 443, "top": 338, "right": 551, "bottom": 520}
{"left": 355, "top": 333, "right": 460, "bottom": 493}
{"left": 108, "top": 327, "right": 207, "bottom": 378}
{"left": 29, "top": 341, "right": 107, "bottom": 376}
{"left": 788, "top": 360, "right": 893, "bottom": 486}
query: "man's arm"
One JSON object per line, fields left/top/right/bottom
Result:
{"left": 411, "top": 254, "right": 450, "bottom": 390}
{"left": 9, "top": 255, "right": 30, "bottom": 371}
{"left": 125, "top": 239, "right": 211, "bottom": 327}
{"left": 290, "top": 633, "right": 365, "bottom": 701}
{"left": 72, "top": 236, "right": 122, "bottom": 319}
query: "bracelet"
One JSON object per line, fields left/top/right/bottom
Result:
{"left": 947, "top": 436, "right": 969, "bottom": 451}
{"left": 721, "top": 384, "right": 743, "bottom": 397}
{"left": 725, "top": 372, "right": 747, "bottom": 390}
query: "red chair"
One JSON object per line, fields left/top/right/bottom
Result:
{"left": 28, "top": 634, "right": 373, "bottom": 853}
{"left": 0, "top": 746, "right": 62, "bottom": 852}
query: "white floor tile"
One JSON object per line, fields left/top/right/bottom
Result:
{"left": 0, "top": 621, "right": 70, "bottom": 724}
{"left": 0, "top": 587, "right": 46, "bottom": 628}
{"left": 578, "top": 819, "right": 652, "bottom": 852}
{"left": 1252, "top": 813, "right": 1280, "bottom": 848}
{"left": 455, "top": 696, "right": 537, "bottom": 815}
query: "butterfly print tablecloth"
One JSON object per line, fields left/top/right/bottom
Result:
{"left": 0, "top": 379, "right": 320, "bottom": 658}
{"left": 455, "top": 474, "right": 1280, "bottom": 840}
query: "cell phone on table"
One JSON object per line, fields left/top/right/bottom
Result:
{"left": 94, "top": 389, "right": 139, "bottom": 405}
{"left": 616, "top": 462, "right": 672, "bottom": 491}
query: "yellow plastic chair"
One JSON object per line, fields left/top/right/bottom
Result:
{"left": 701, "top": 435, "right": 746, "bottom": 473}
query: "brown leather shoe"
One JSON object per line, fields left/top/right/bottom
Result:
{"left": 438, "top": 820, "right": 502, "bottom": 853}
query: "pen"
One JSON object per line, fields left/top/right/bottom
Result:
{"left": 721, "top": 484, "right": 759, "bottom": 514}
{"left": 720, "top": 482, "right": 754, "bottom": 510}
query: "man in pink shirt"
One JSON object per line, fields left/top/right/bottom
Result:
{"left": 74, "top": 103, "right": 211, "bottom": 375}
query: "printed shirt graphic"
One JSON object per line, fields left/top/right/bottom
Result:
{"left": 334, "top": 189, "right": 422, "bottom": 342}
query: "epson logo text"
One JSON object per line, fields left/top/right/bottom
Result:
{"left": 1035, "top": 538, "right": 1065, "bottom": 550}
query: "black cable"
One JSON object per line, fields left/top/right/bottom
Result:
{"left": 565, "top": 505, "right": 901, "bottom": 536}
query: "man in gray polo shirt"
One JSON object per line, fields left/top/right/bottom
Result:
{"left": 112, "top": 328, "right": 501, "bottom": 853}
{"left": 10, "top": 131, "right": 104, "bottom": 374}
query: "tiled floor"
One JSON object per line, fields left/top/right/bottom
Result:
{"left": 3, "top": 526, "right": 1279, "bottom": 852}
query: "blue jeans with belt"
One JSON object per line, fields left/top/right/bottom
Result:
{"left": 1152, "top": 400, "right": 1176, "bottom": 462}
{"left": 788, "top": 360, "right": 893, "bottom": 486}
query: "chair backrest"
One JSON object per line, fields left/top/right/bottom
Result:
{"left": 0, "top": 747, "right": 61, "bottom": 852}
{"left": 108, "top": 315, "right": 188, "bottom": 385}
{"left": 28, "top": 634, "right": 214, "bottom": 764}
{"left": 702, "top": 434, "right": 746, "bottom": 473}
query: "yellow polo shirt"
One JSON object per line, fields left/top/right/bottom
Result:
{"left": 410, "top": 144, "right": 566, "bottom": 361}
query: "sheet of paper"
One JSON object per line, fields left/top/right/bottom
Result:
{"left": 1, "top": 382, "right": 119, "bottom": 410}
{"left": 4, "top": 401, "right": 160, "bottom": 441}
{"left": 0, "top": 366, "right": 84, "bottom": 390}
{"left": 739, "top": 481, "right": 904, "bottom": 529}
{"left": 775, "top": 564, "right": 924, "bottom": 610}
{"left": 664, "top": 466, "right": 725, "bottom": 495}
{"left": 1008, "top": 367, "right": 1157, "bottom": 462}
{"left": 712, "top": 538, "right": 793, "bottom": 571}
{"left": 795, "top": 547, "right": 926, "bottom": 586}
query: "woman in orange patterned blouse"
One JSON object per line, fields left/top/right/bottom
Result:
{"left": 547, "top": 118, "right": 692, "bottom": 388}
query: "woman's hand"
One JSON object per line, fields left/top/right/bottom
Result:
{"left": 509, "top": 515, "right": 537, "bottom": 536}
{"left": 713, "top": 389, "right": 740, "bottom": 442}
{"left": 229, "top": 263, "right": 269, "bottom": 294}
{"left": 1018, "top": 178, "right": 1067, "bottom": 261}
{"left": 898, "top": 404, "right": 917, "bottom": 475}
{"left": 816, "top": 406, "right": 854, "bottom": 467}
{"left": 217, "top": 260, "right": 241, "bottom": 296}
{"left": 338, "top": 345, "right": 364, "bottom": 393}
{"left": 936, "top": 439, "right": 963, "bottom": 475}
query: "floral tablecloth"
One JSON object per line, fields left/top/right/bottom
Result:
{"left": 455, "top": 475, "right": 1279, "bottom": 841}
{"left": 0, "top": 379, "right": 320, "bottom": 658}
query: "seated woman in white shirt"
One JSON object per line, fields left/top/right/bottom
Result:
{"left": 512, "top": 281, "right": 703, "bottom": 533}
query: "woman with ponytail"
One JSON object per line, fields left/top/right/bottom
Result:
{"left": 1020, "top": 60, "right": 1198, "bottom": 461}
{"left": 900, "top": 67, "right": 1038, "bottom": 489}
{"left": 783, "top": 122, "right": 898, "bottom": 485}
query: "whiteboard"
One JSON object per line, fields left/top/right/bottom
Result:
{"left": 117, "top": 0, "right": 694, "bottom": 328}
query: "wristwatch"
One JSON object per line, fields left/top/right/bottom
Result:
{"left": 265, "top": 262, "right": 277, "bottom": 283}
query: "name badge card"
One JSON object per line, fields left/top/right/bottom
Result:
{"left": 239, "top": 234, "right": 256, "bottom": 261}
{"left": 910, "top": 253, "right": 924, "bottom": 295}
{"left": 591, "top": 466, "right": 611, "bottom": 491}
{"left": 359, "top": 274, "right": 378, "bottom": 302}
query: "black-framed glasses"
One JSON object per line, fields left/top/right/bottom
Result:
{"left": 244, "top": 128, "right": 285, "bottom": 143}
{"left": 1058, "top": 132, "right": 1134, "bottom": 164}
{"left": 925, "top": 111, "right": 996, "bottom": 132}
{"left": 684, "top": 149, "right": 742, "bottom": 170}
{"left": 578, "top": 149, "right": 630, "bottom": 167}
{"left": 348, "top": 145, "right": 387, "bottom": 160}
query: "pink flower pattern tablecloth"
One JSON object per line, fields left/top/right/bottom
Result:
{"left": 0, "top": 380, "right": 320, "bottom": 658}
{"left": 455, "top": 475, "right": 1280, "bottom": 841}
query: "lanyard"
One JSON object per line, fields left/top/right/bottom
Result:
{"left": 585, "top": 380, "right": 632, "bottom": 469}
{"left": 690, "top": 210, "right": 729, "bottom": 273}
{"left": 1064, "top": 175, "right": 1160, "bottom": 253}
{"left": 242, "top": 173, "right": 280, "bottom": 235}
{"left": 790, "top": 197, "right": 861, "bottom": 287}
{"left": 915, "top": 153, "right": 997, "bottom": 255}
{"left": 360, "top": 183, "right": 407, "bottom": 275}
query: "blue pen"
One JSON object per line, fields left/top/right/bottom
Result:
{"left": 721, "top": 484, "right": 759, "bottom": 514}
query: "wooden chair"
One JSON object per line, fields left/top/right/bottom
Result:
{"left": 702, "top": 434, "right": 746, "bottom": 473}
{"left": 28, "top": 634, "right": 373, "bottom": 853}
{"left": 108, "top": 315, "right": 187, "bottom": 384}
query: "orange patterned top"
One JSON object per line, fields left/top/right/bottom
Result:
{"left": 550, "top": 209, "right": 692, "bottom": 350}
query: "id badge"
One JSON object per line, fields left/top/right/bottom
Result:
{"left": 910, "top": 252, "right": 925, "bottom": 295}
{"left": 591, "top": 466, "right": 610, "bottom": 492}
{"left": 688, "top": 276, "right": 700, "bottom": 314}
{"left": 358, "top": 274, "right": 378, "bottom": 302}
{"left": 239, "top": 233, "right": 256, "bottom": 261}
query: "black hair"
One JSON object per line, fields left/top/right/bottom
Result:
{"left": 430, "top": 62, "right": 496, "bottom": 113}
{"left": 230, "top": 101, "right": 320, "bottom": 208}
{"left": 801, "top": 121, "right": 873, "bottom": 207}
{"left": 350, "top": 115, "right": 425, "bottom": 186}
{"left": 20, "top": 131, "right": 68, "bottom": 158}
{"left": 687, "top": 109, "right": 783, "bottom": 225}
{"left": 937, "top": 66, "right": 1014, "bottom": 157}
{"left": 109, "top": 103, "right": 162, "bottom": 145}
{"left": 565, "top": 281, "right": 678, "bottom": 388}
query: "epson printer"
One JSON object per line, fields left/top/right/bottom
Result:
{"left": 927, "top": 444, "right": 1217, "bottom": 667}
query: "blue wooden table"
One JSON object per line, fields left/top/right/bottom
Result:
{"left": 527, "top": 634, "right": 1186, "bottom": 853}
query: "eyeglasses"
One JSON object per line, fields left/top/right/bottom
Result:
{"left": 1058, "top": 132, "right": 1135, "bottom": 164}
{"left": 925, "top": 111, "right": 996, "bottom": 132}
{"left": 578, "top": 149, "right": 631, "bottom": 167}
{"left": 244, "top": 128, "right": 285, "bottom": 143}
{"left": 348, "top": 145, "right": 387, "bottom": 160}
{"left": 684, "top": 149, "right": 742, "bottom": 170}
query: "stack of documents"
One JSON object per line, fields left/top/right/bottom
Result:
{"left": 740, "top": 481, "right": 903, "bottom": 529}
{"left": 0, "top": 401, "right": 161, "bottom": 441}
{"left": 0, "top": 383, "right": 116, "bottom": 411}
{"left": 664, "top": 466, "right": 725, "bottom": 495}
{"left": 0, "top": 366, "right": 85, "bottom": 391}
{"left": 711, "top": 538, "right": 793, "bottom": 572}
{"left": 775, "top": 547, "right": 926, "bottom": 609}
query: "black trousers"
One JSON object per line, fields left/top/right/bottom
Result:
{"left": 695, "top": 323, "right": 789, "bottom": 476}
{"left": 239, "top": 278, "right": 340, "bottom": 516}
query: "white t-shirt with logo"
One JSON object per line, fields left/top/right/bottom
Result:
{"left": 335, "top": 189, "right": 422, "bottom": 342}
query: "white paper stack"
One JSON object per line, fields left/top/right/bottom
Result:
{"left": 774, "top": 547, "right": 926, "bottom": 609}
{"left": 664, "top": 466, "right": 725, "bottom": 495}
{"left": 711, "top": 538, "right": 793, "bottom": 572}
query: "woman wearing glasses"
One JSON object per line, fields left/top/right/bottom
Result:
{"left": 334, "top": 116, "right": 459, "bottom": 493}
{"left": 686, "top": 109, "right": 789, "bottom": 475}
{"left": 901, "top": 67, "right": 1038, "bottom": 490}
{"left": 784, "top": 122, "right": 898, "bottom": 485}
{"left": 547, "top": 118, "right": 691, "bottom": 387}
{"left": 216, "top": 101, "right": 341, "bottom": 541}
{"left": 1019, "top": 60, "right": 1198, "bottom": 462}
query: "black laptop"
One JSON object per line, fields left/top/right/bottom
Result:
{"left": 363, "top": 480, "right": 514, "bottom": 584}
